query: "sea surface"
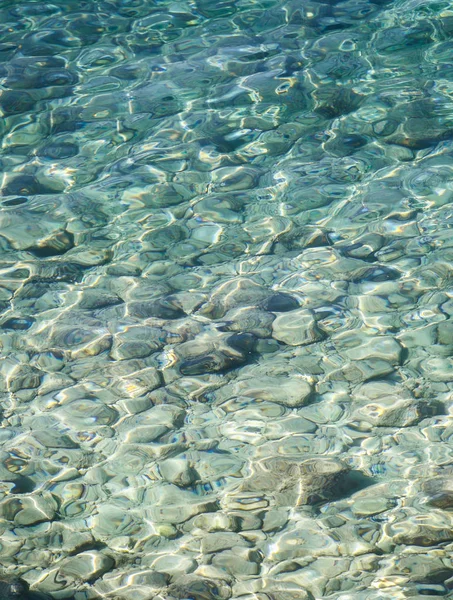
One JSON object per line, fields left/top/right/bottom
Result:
{"left": 0, "top": 0, "right": 453, "bottom": 598}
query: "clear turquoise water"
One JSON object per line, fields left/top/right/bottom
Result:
{"left": 0, "top": 0, "right": 453, "bottom": 598}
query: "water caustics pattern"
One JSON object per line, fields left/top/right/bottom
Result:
{"left": 0, "top": 0, "right": 453, "bottom": 598}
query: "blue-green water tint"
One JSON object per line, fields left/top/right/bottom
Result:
{"left": 0, "top": 0, "right": 453, "bottom": 597}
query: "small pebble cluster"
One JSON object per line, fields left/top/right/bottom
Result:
{"left": 0, "top": 0, "right": 453, "bottom": 598}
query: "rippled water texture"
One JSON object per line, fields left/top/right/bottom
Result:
{"left": 1, "top": 0, "right": 453, "bottom": 597}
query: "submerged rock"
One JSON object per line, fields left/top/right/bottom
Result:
{"left": 59, "top": 550, "right": 115, "bottom": 583}
{"left": 224, "top": 375, "right": 312, "bottom": 408}
{"left": 0, "top": 579, "right": 30, "bottom": 599}
{"left": 262, "top": 293, "right": 300, "bottom": 313}
{"left": 220, "top": 307, "right": 275, "bottom": 338}
{"left": 199, "top": 278, "right": 269, "bottom": 319}
{"left": 177, "top": 332, "right": 257, "bottom": 375}
{"left": 0, "top": 492, "right": 57, "bottom": 526}
{"left": 422, "top": 476, "right": 453, "bottom": 509}
{"left": 167, "top": 575, "right": 231, "bottom": 600}
{"left": 243, "top": 456, "right": 350, "bottom": 506}
{"left": 272, "top": 309, "right": 324, "bottom": 346}
{"left": 0, "top": 578, "right": 52, "bottom": 599}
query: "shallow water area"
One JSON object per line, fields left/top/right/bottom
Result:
{"left": 0, "top": 0, "right": 453, "bottom": 598}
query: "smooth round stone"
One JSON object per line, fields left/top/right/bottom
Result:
{"left": 1, "top": 317, "right": 35, "bottom": 331}
{"left": 0, "top": 454, "right": 33, "bottom": 489}
{"left": 1, "top": 197, "right": 28, "bottom": 207}
{"left": 152, "top": 555, "right": 198, "bottom": 577}
{"left": 211, "top": 166, "right": 260, "bottom": 192}
{"left": 256, "top": 432, "right": 344, "bottom": 457}
{"left": 77, "top": 290, "right": 122, "bottom": 311}
{"left": 123, "top": 425, "right": 168, "bottom": 444}
{"left": 262, "top": 292, "right": 300, "bottom": 312}
{"left": 211, "top": 547, "right": 261, "bottom": 577}
{"left": 30, "top": 351, "right": 65, "bottom": 372}
{"left": 249, "top": 457, "right": 349, "bottom": 505}
{"left": 0, "top": 578, "right": 51, "bottom": 600}
{"left": 118, "top": 405, "right": 185, "bottom": 440}
{"left": 167, "top": 575, "right": 231, "bottom": 600}
{"left": 60, "top": 528, "right": 95, "bottom": 555}
{"left": 117, "top": 396, "right": 153, "bottom": 416}
{"left": 143, "top": 484, "right": 218, "bottom": 524}
{"left": 200, "top": 532, "right": 250, "bottom": 554}
{"left": 176, "top": 334, "right": 255, "bottom": 376}
{"left": 200, "top": 278, "right": 269, "bottom": 319}
{"left": 387, "top": 513, "right": 453, "bottom": 546}
{"left": 0, "top": 531, "right": 23, "bottom": 562}
{"left": 107, "top": 536, "right": 133, "bottom": 553}
{"left": 373, "top": 118, "right": 398, "bottom": 136}
{"left": 7, "top": 365, "right": 42, "bottom": 393}
{"left": 110, "top": 326, "right": 165, "bottom": 358}
{"left": 351, "top": 496, "right": 395, "bottom": 517}
{"left": 227, "top": 375, "right": 312, "bottom": 408}
{"left": 335, "top": 232, "right": 385, "bottom": 259}
{"left": 332, "top": 358, "right": 395, "bottom": 383}
{"left": 156, "top": 523, "right": 178, "bottom": 539}
{"left": 37, "top": 372, "right": 75, "bottom": 396}
{"left": 49, "top": 325, "right": 111, "bottom": 357}
{"left": 385, "top": 144, "right": 414, "bottom": 161}
{"left": 255, "top": 339, "right": 281, "bottom": 353}
{"left": 325, "top": 132, "right": 368, "bottom": 157}
{"left": 12, "top": 388, "right": 37, "bottom": 403}
{"left": 422, "top": 476, "right": 453, "bottom": 509}
{"left": 84, "top": 466, "right": 111, "bottom": 485}
{"left": 2, "top": 175, "right": 60, "bottom": 197}
{"left": 191, "top": 195, "right": 243, "bottom": 225}
{"left": 252, "top": 584, "right": 313, "bottom": 600}
{"left": 264, "top": 415, "right": 317, "bottom": 438}
{"left": 0, "top": 492, "right": 57, "bottom": 525}
{"left": 377, "top": 552, "right": 451, "bottom": 585}
{"left": 262, "top": 508, "right": 289, "bottom": 532}
{"left": 351, "top": 395, "right": 423, "bottom": 427}
{"left": 438, "top": 321, "right": 453, "bottom": 345}
{"left": 38, "top": 141, "right": 79, "bottom": 159}
{"left": 267, "top": 520, "right": 339, "bottom": 561}
{"left": 227, "top": 332, "right": 257, "bottom": 354}
{"left": 106, "top": 262, "right": 142, "bottom": 277}
{"left": 105, "top": 445, "right": 156, "bottom": 475}
{"left": 0, "top": 90, "right": 35, "bottom": 115}
{"left": 59, "top": 551, "right": 115, "bottom": 583}
{"left": 95, "top": 570, "right": 168, "bottom": 599}
{"left": 222, "top": 492, "right": 269, "bottom": 512}
{"left": 68, "top": 248, "right": 113, "bottom": 267}
{"left": 158, "top": 458, "right": 198, "bottom": 487}
{"left": 219, "top": 397, "right": 287, "bottom": 419}
{"left": 272, "top": 309, "right": 323, "bottom": 346}
{"left": 313, "top": 86, "right": 364, "bottom": 119}
{"left": 221, "top": 307, "right": 275, "bottom": 338}
{"left": 420, "top": 357, "right": 453, "bottom": 382}
{"left": 193, "top": 513, "right": 241, "bottom": 533}
{"left": 114, "top": 366, "right": 162, "bottom": 397}
{"left": 55, "top": 399, "right": 119, "bottom": 428}
{"left": 227, "top": 512, "right": 263, "bottom": 532}
{"left": 92, "top": 504, "right": 143, "bottom": 538}
{"left": 31, "top": 430, "right": 79, "bottom": 449}
{"left": 339, "top": 334, "right": 402, "bottom": 364}
{"left": 398, "top": 322, "right": 438, "bottom": 348}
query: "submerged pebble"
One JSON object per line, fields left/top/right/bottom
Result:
{"left": 0, "top": 578, "right": 54, "bottom": 600}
